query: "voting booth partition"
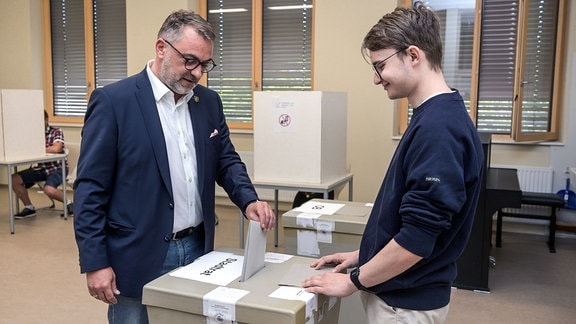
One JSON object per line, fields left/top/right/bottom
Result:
{"left": 0, "top": 89, "right": 45, "bottom": 162}
{"left": 143, "top": 249, "right": 341, "bottom": 324}
{"left": 282, "top": 199, "right": 372, "bottom": 324}
{"left": 253, "top": 91, "right": 347, "bottom": 185}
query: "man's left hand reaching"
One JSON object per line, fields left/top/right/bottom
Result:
{"left": 245, "top": 200, "right": 275, "bottom": 231}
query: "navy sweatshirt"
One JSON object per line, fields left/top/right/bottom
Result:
{"left": 358, "top": 90, "right": 484, "bottom": 310}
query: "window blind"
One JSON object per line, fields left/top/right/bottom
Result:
{"left": 476, "top": 0, "right": 518, "bottom": 133}
{"left": 262, "top": 0, "right": 312, "bottom": 91}
{"left": 207, "top": 0, "right": 313, "bottom": 125}
{"left": 517, "top": 0, "right": 559, "bottom": 133}
{"left": 50, "top": 0, "right": 126, "bottom": 117}
{"left": 50, "top": 0, "right": 87, "bottom": 117}
{"left": 93, "top": 0, "right": 127, "bottom": 88}
{"left": 476, "top": 0, "right": 559, "bottom": 134}
{"left": 208, "top": 0, "right": 254, "bottom": 123}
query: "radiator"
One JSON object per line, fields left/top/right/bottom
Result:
{"left": 494, "top": 165, "right": 554, "bottom": 216}
{"left": 215, "top": 151, "right": 296, "bottom": 203}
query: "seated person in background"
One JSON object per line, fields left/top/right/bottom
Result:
{"left": 12, "top": 110, "right": 73, "bottom": 219}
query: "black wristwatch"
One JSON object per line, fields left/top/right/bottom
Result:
{"left": 350, "top": 267, "right": 370, "bottom": 292}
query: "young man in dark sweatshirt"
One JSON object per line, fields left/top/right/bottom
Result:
{"left": 302, "top": 2, "right": 484, "bottom": 323}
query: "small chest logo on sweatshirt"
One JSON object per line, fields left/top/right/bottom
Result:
{"left": 425, "top": 176, "right": 441, "bottom": 183}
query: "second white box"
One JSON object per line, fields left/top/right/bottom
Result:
{"left": 253, "top": 91, "right": 347, "bottom": 184}
{"left": 0, "top": 89, "right": 45, "bottom": 161}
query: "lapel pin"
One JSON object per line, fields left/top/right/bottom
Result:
{"left": 193, "top": 95, "right": 199, "bottom": 103}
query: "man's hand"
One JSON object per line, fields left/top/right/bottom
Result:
{"left": 86, "top": 267, "right": 121, "bottom": 304}
{"left": 310, "top": 250, "right": 359, "bottom": 273}
{"left": 45, "top": 141, "right": 64, "bottom": 154}
{"left": 302, "top": 272, "right": 357, "bottom": 297}
{"left": 300, "top": 250, "right": 360, "bottom": 297}
{"left": 245, "top": 200, "right": 275, "bottom": 231}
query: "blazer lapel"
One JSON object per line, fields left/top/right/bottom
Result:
{"left": 134, "top": 70, "right": 173, "bottom": 199}
{"left": 189, "top": 94, "right": 207, "bottom": 197}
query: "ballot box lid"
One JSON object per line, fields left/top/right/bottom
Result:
{"left": 282, "top": 199, "right": 372, "bottom": 235}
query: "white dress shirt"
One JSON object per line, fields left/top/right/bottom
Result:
{"left": 146, "top": 61, "right": 203, "bottom": 233}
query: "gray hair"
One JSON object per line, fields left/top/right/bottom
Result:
{"left": 157, "top": 10, "right": 215, "bottom": 43}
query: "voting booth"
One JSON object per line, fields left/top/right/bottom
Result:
{"left": 144, "top": 221, "right": 341, "bottom": 324}
{"left": 282, "top": 199, "right": 372, "bottom": 324}
{"left": 253, "top": 91, "right": 347, "bottom": 184}
{"left": 0, "top": 89, "right": 45, "bottom": 161}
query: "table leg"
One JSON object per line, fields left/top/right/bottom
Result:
{"left": 8, "top": 165, "right": 15, "bottom": 234}
{"left": 274, "top": 189, "right": 279, "bottom": 247}
{"left": 348, "top": 178, "right": 353, "bottom": 201}
{"left": 239, "top": 211, "right": 245, "bottom": 249}
{"left": 12, "top": 166, "right": 20, "bottom": 215}
{"left": 62, "top": 157, "right": 67, "bottom": 220}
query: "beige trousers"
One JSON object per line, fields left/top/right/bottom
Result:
{"left": 360, "top": 291, "right": 449, "bottom": 324}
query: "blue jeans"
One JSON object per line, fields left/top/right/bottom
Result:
{"left": 107, "top": 227, "right": 204, "bottom": 324}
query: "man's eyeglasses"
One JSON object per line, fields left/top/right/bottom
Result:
{"left": 371, "top": 48, "right": 406, "bottom": 82}
{"left": 163, "top": 39, "right": 216, "bottom": 73}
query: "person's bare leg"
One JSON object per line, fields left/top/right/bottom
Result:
{"left": 11, "top": 173, "right": 32, "bottom": 206}
{"left": 43, "top": 185, "right": 64, "bottom": 203}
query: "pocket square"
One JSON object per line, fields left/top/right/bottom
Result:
{"left": 209, "top": 129, "right": 219, "bottom": 138}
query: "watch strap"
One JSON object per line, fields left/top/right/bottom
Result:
{"left": 350, "top": 267, "right": 370, "bottom": 292}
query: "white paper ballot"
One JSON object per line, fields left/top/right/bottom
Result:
{"left": 240, "top": 220, "right": 267, "bottom": 282}
{"left": 203, "top": 286, "right": 249, "bottom": 323}
{"left": 294, "top": 201, "right": 345, "bottom": 215}
{"left": 169, "top": 251, "right": 243, "bottom": 286}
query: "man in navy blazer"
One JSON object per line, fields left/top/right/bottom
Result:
{"left": 73, "top": 10, "right": 275, "bottom": 324}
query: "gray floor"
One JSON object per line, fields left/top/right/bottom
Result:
{"left": 1, "top": 186, "right": 575, "bottom": 323}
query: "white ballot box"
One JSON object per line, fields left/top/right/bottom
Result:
{"left": 143, "top": 249, "right": 341, "bottom": 324}
{"left": 282, "top": 199, "right": 371, "bottom": 258}
{"left": 282, "top": 199, "right": 372, "bottom": 324}
{"left": 0, "top": 89, "right": 45, "bottom": 161}
{"left": 253, "top": 91, "right": 347, "bottom": 184}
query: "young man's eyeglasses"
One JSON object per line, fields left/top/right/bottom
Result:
{"left": 371, "top": 48, "right": 407, "bottom": 82}
{"left": 163, "top": 39, "right": 216, "bottom": 73}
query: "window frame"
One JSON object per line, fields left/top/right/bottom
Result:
{"left": 43, "top": 0, "right": 126, "bottom": 124}
{"left": 511, "top": 0, "right": 566, "bottom": 141}
{"left": 396, "top": 0, "right": 567, "bottom": 142}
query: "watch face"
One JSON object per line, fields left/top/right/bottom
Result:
{"left": 350, "top": 267, "right": 362, "bottom": 288}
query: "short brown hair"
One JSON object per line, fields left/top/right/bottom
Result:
{"left": 362, "top": 1, "right": 443, "bottom": 71}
